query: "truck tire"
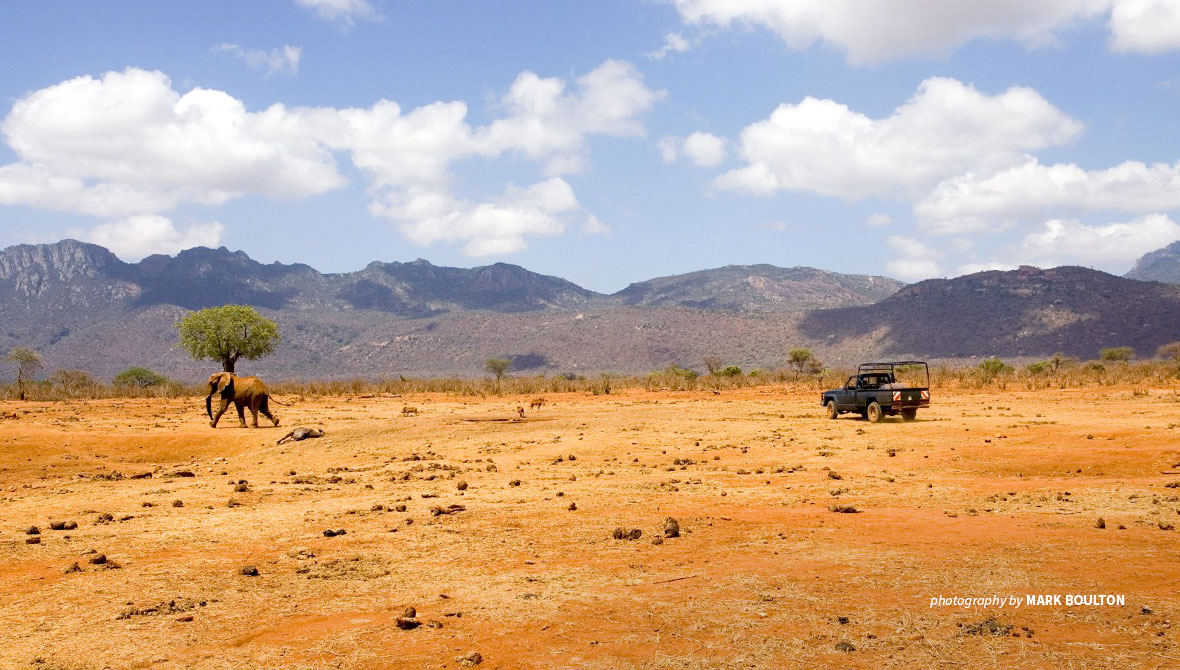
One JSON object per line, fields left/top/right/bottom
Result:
{"left": 866, "top": 401, "right": 883, "bottom": 423}
{"left": 826, "top": 400, "right": 838, "bottom": 420}
{"left": 901, "top": 408, "right": 917, "bottom": 421}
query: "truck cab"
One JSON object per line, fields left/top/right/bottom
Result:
{"left": 821, "top": 361, "right": 930, "bottom": 423}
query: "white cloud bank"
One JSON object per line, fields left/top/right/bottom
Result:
{"left": 0, "top": 62, "right": 660, "bottom": 258}
{"left": 71, "top": 216, "right": 225, "bottom": 260}
{"left": 714, "top": 77, "right": 1081, "bottom": 200}
{"left": 660, "top": 131, "right": 727, "bottom": 167}
{"left": 669, "top": 0, "right": 1180, "bottom": 63}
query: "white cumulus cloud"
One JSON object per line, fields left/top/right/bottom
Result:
{"left": 215, "top": 44, "right": 302, "bottom": 76}
{"left": 295, "top": 0, "right": 379, "bottom": 26}
{"left": 71, "top": 215, "right": 225, "bottom": 260}
{"left": 713, "top": 77, "right": 1081, "bottom": 200}
{"left": 916, "top": 158, "right": 1180, "bottom": 233}
{"left": 1017, "top": 214, "right": 1180, "bottom": 265}
{"left": 647, "top": 32, "right": 691, "bottom": 59}
{"left": 885, "top": 235, "right": 943, "bottom": 280}
{"left": 0, "top": 61, "right": 660, "bottom": 258}
{"left": 1110, "top": 0, "right": 1180, "bottom": 52}
{"left": 669, "top": 0, "right": 1180, "bottom": 62}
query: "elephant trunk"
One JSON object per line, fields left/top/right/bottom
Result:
{"left": 206, "top": 394, "right": 213, "bottom": 420}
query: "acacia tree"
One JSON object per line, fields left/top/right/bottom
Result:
{"left": 5, "top": 346, "right": 42, "bottom": 400}
{"left": 176, "top": 305, "right": 280, "bottom": 373}
{"left": 786, "top": 347, "right": 814, "bottom": 380}
{"left": 485, "top": 357, "right": 512, "bottom": 381}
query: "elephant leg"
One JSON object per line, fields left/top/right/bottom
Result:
{"left": 211, "top": 398, "right": 231, "bottom": 428}
{"left": 235, "top": 401, "right": 247, "bottom": 427}
{"left": 250, "top": 400, "right": 260, "bottom": 428}
{"left": 260, "top": 397, "right": 279, "bottom": 427}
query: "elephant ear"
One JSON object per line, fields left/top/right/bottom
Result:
{"left": 219, "top": 375, "right": 235, "bottom": 400}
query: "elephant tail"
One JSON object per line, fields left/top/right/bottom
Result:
{"left": 268, "top": 396, "right": 292, "bottom": 406}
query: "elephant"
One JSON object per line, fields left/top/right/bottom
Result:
{"left": 206, "top": 372, "right": 280, "bottom": 428}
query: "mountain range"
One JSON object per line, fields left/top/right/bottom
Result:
{"left": 1, "top": 239, "right": 1178, "bottom": 380}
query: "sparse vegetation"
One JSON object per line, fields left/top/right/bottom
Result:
{"left": 1099, "top": 346, "right": 1135, "bottom": 362}
{"left": 4, "top": 346, "right": 42, "bottom": 400}
{"left": 484, "top": 357, "right": 512, "bottom": 380}
{"left": 113, "top": 366, "right": 169, "bottom": 388}
{"left": 787, "top": 347, "right": 814, "bottom": 380}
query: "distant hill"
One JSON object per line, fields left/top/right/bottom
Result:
{"left": 614, "top": 264, "right": 904, "bottom": 311}
{"left": 4, "top": 241, "right": 1179, "bottom": 380}
{"left": 799, "top": 265, "right": 1180, "bottom": 359}
{"left": 1126, "top": 240, "right": 1180, "bottom": 284}
{"left": 0, "top": 240, "right": 908, "bottom": 379}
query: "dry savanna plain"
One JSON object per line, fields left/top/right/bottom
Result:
{"left": 2, "top": 384, "right": 1179, "bottom": 669}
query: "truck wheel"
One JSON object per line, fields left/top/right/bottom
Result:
{"left": 901, "top": 408, "right": 917, "bottom": 421}
{"left": 826, "top": 400, "right": 839, "bottom": 420}
{"left": 866, "top": 402, "right": 883, "bottom": 423}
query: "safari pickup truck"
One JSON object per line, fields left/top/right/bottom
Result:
{"left": 821, "top": 361, "right": 930, "bottom": 423}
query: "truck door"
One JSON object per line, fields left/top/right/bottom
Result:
{"left": 836, "top": 377, "right": 857, "bottom": 410}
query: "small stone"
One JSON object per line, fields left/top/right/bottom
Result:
{"left": 25, "top": 536, "right": 40, "bottom": 545}
{"left": 835, "top": 641, "right": 856, "bottom": 652}
{"left": 88, "top": 554, "right": 107, "bottom": 565}
{"left": 404, "top": 606, "right": 417, "bottom": 618}
{"left": 663, "top": 517, "right": 680, "bottom": 538}
{"left": 396, "top": 617, "right": 420, "bottom": 630}
{"left": 234, "top": 484, "right": 249, "bottom": 493}
{"left": 456, "top": 481, "right": 468, "bottom": 491}
{"left": 63, "top": 562, "right": 82, "bottom": 574}
{"left": 323, "top": 529, "right": 338, "bottom": 537}
{"left": 651, "top": 536, "right": 663, "bottom": 545}
{"left": 456, "top": 651, "right": 483, "bottom": 666}
{"left": 395, "top": 504, "right": 407, "bottom": 512}
{"left": 1095, "top": 517, "right": 1106, "bottom": 529}
{"left": 25, "top": 526, "right": 39, "bottom": 535}
{"left": 172, "top": 500, "right": 184, "bottom": 508}
{"left": 240, "top": 565, "right": 259, "bottom": 576}
{"left": 509, "top": 479, "right": 521, "bottom": 487}
{"left": 568, "top": 502, "right": 577, "bottom": 511}
{"left": 49, "top": 521, "right": 67, "bottom": 531}
{"left": 63, "top": 521, "right": 77, "bottom": 530}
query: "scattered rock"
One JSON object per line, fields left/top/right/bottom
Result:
{"left": 404, "top": 606, "right": 417, "bottom": 618}
{"left": 396, "top": 617, "right": 420, "bottom": 630}
{"left": 240, "top": 565, "right": 259, "bottom": 576}
{"left": 651, "top": 536, "right": 663, "bottom": 545}
{"left": 456, "top": 651, "right": 483, "bottom": 666}
{"left": 323, "top": 528, "right": 347, "bottom": 537}
{"left": 88, "top": 554, "right": 107, "bottom": 565}
{"left": 394, "top": 504, "right": 407, "bottom": 512}
{"left": 25, "top": 526, "right": 39, "bottom": 535}
{"left": 234, "top": 483, "right": 249, "bottom": 493}
{"left": 62, "top": 562, "right": 82, "bottom": 574}
{"left": 613, "top": 527, "right": 643, "bottom": 540}
{"left": 827, "top": 471, "right": 843, "bottom": 480}
{"left": 25, "top": 536, "right": 40, "bottom": 545}
{"left": 963, "top": 618, "right": 1011, "bottom": 636}
{"left": 172, "top": 500, "right": 184, "bottom": 508}
{"left": 430, "top": 504, "right": 466, "bottom": 517}
{"left": 456, "top": 480, "right": 468, "bottom": 491}
{"left": 828, "top": 504, "right": 859, "bottom": 513}
{"left": 1095, "top": 517, "right": 1106, "bottom": 529}
{"left": 568, "top": 502, "right": 577, "bottom": 511}
{"left": 835, "top": 641, "right": 856, "bottom": 652}
{"left": 663, "top": 517, "right": 680, "bottom": 538}
{"left": 509, "top": 479, "right": 521, "bottom": 487}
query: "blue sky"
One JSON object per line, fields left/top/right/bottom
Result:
{"left": 2, "top": 0, "right": 1180, "bottom": 292}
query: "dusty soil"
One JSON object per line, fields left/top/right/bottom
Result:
{"left": 1, "top": 386, "right": 1179, "bottom": 669}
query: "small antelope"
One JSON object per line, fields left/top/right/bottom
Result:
{"left": 529, "top": 397, "right": 546, "bottom": 410}
{"left": 517, "top": 406, "right": 525, "bottom": 419}
{"left": 401, "top": 406, "right": 419, "bottom": 416}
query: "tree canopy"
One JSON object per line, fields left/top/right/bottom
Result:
{"left": 485, "top": 357, "right": 512, "bottom": 380}
{"left": 176, "top": 305, "right": 280, "bottom": 373}
{"left": 4, "top": 346, "right": 43, "bottom": 400}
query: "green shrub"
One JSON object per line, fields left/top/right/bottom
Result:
{"left": 113, "top": 366, "right": 169, "bottom": 388}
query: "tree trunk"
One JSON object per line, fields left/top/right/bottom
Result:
{"left": 223, "top": 357, "right": 236, "bottom": 373}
